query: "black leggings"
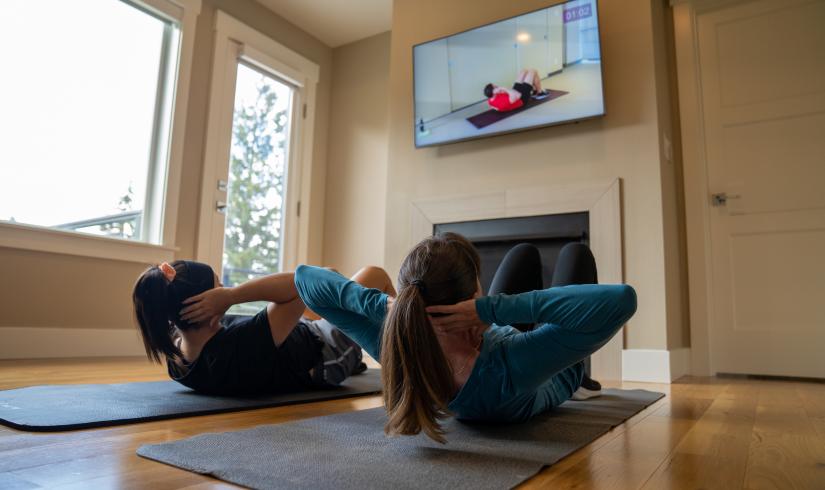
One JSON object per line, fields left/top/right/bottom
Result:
{"left": 488, "top": 242, "right": 598, "bottom": 374}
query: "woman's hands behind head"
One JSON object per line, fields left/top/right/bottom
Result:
{"left": 180, "top": 287, "right": 233, "bottom": 325}
{"left": 426, "top": 299, "right": 487, "bottom": 333}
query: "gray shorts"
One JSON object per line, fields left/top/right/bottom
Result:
{"left": 304, "top": 319, "right": 366, "bottom": 386}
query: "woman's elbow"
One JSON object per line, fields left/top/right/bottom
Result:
{"left": 614, "top": 284, "right": 637, "bottom": 322}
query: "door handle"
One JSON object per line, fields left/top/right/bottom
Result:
{"left": 711, "top": 192, "right": 741, "bottom": 207}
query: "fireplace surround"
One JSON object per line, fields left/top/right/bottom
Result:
{"left": 410, "top": 177, "right": 623, "bottom": 379}
{"left": 435, "top": 212, "right": 590, "bottom": 293}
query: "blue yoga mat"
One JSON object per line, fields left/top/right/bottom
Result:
{"left": 0, "top": 369, "right": 381, "bottom": 432}
{"left": 138, "top": 388, "right": 664, "bottom": 490}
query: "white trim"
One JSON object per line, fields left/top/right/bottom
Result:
{"left": 159, "top": 0, "right": 202, "bottom": 251}
{"left": 622, "top": 348, "right": 692, "bottom": 383}
{"left": 241, "top": 44, "right": 308, "bottom": 88}
{"left": 0, "top": 221, "right": 177, "bottom": 264}
{"left": 410, "top": 177, "right": 625, "bottom": 381}
{"left": 0, "top": 0, "right": 201, "bottom": 264}
{"left": 672, "top": 0, "right": 726, "bottom": 376}
{"left": 0, "top": 327, "right": 146, "bottom": 360}
{"left": 196, "top": 11, "right": 319, "bottom": 272}
{"left": 214, "top": 13, "right": 319, "bottom": 84}
{"left": 670, "top": 347, "right": 692, "bottom": 381}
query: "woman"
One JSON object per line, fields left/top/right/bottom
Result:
{"left": 484, "top": 68, "right": 549, "bottom": 112}
{"left": 132, "top": 260, "right": 395, "bottom": 396}
{"left": 294, "top": 233, "right": 636, "bottom": 443}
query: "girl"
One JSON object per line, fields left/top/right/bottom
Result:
{"left": 294, "top": 233, "right": 636, "bottom": 443}
{"left": 132, "top": 260, "right": 395, "bottom": 396}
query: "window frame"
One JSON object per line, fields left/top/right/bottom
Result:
{"left": 0, "top": 0, "right": 202, "bottom": 263}
{"left": 195, "top": 11, "right": 320, "bottom": 274}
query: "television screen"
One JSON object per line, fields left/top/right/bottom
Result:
{"left": 413, "top": 0, "right": 604, "bottom": 148}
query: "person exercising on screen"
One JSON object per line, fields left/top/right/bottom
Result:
{"left": 484, "top": 68, "right": 549, "bottom": 112}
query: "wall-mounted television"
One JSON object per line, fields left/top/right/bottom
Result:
{"left": 413, "top": 0, "right": 604, "bottom": 148}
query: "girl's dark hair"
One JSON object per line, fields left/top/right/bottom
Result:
{"left": 132, "top": 260, "right": 215, "bottom": 363}
{"left": 380, "top": 232, "right": 481, "bottom": 443}
{"left": 484, "top": 83, "right": 494, "bottom": 98}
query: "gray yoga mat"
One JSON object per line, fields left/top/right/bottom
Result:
{"left": 138, "top": 388, "right": 664, "bottom": 489}
{"left": 0, "top": 369, "right": 381, "bottom": 432}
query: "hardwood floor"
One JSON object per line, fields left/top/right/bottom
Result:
{"left": 1, "top": 358, "right": 823, "bottom": 489}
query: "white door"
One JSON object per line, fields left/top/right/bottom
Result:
{"left": 547, "top": 4, "right": 564, "bottom": 75}
{"left": 197, "top": 14, "right": 318, "bottom": 315}
{"left": 218, "top": 62, "right": 297, "bottom": 314}
{"left": 698, "top": 0, "right": 825, "bottom": 377}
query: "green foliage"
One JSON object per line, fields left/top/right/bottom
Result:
{"left": 117, "top": 183, "right": 134, "bottom": 212}
{"left": 223, "top": 78, "right": 288, "bottom": 287}
{"left": 100, "top": 182, "right": 137, "bottom": 240}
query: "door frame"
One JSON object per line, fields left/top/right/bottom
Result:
{"left": 196, "top": 11, "right": 320, "bottom": 273}
{"left": 671, "top": 0, "right": 758, "bottom": 376}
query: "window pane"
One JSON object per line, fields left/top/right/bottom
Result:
{"left": 0, "top": 0, "right": 178, "bottom": 242}
{"left": 222, "top": 63, "right": 293, "bottom": 315}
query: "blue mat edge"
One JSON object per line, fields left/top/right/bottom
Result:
{"left": 0, "top": 370, "right": 382, "bottom": 433}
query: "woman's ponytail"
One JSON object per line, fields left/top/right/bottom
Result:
{"left": 132, "top": 267, "right": 182, "bottom": 363}
{"left": 380, "top": 281, "right": 454, "bottom": 443}
{"left": 379, "top": 232, "right": 481, "bottom": 444}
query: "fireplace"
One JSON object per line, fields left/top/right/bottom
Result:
{"left": 409, "top": 177, "right": 623, "bottom": 380}
{"left": 434, "top": 212, "right": 589, "bottom": 293}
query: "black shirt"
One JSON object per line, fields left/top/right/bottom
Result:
{"left": 167, "top": 309, "right": 325, "bottom": 396}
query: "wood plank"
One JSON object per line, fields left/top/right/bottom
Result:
{"left": 743, "top": 382, "right": 825, "bottom": 489}
{"left": 640, "top": 380, "right": 758, "bottom": 489}
{"left": 3, "top": 358, "right": 824, "bottom": 489}
{"left": 523, "top": 386, "right": 709, "bottom": 489}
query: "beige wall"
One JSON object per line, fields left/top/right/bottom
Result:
{"left": 322, "top": 32, "right": 391, "bottom": 276}
{"left": 651, "top": 0, "right": 690, "bottom": 349}
{"left": 0, "top": 0, "right": 691, "bottom": 356}
{"left": 0, "top": 0, "right": 332, "bottom": 332}
{"left": 383, "top": 0, "right": 686, "bottom": 350}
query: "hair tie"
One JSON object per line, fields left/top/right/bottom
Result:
{"left": 159, "top": 262, "right": 176, "bottom": 282}
{"left": 410, "top": 278, "right": 426, "bottom": 293}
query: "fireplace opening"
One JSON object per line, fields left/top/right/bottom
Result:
{"left": 434, "top": 212, "right": 589, "bottom": 293}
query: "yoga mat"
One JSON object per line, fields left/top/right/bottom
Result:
{"left": 466, "top": 89, "right": 568, "bottom": 129}
{"left": 138, "top": 388, "right": 664, "bottom": 490}
{"left": 0, "top": 369, "right": 381, "bottom": 432}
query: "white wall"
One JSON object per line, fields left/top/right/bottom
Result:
{"left": 413, "top": 39, "right": 451, "bottom": 123}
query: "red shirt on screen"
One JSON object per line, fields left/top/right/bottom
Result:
{"left": 488, "top": 92, "right": 523, "bottom": 112}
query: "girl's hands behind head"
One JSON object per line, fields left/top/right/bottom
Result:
{"left": 180, "top": 287, "right": 233, "bottom": 324}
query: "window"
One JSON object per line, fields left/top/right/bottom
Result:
{"left": 0, "top": 0, "right": 181, "bottom": 245}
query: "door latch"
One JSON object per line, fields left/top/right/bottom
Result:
{"left": 711, "top": 192, "right": 741, "bottom": 207}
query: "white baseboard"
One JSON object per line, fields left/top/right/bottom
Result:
{"left": 622, "top": 348, "right": 691, "bottom": 383}
{"left": 0, "top": 327, "right": 146, "bottom": 360}
{"left": 669, "top": 347, "right": 692, "bottom": 381}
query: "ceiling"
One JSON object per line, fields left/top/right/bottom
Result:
{"left": 256, "top": 0, "right": 392, "bottom": 48}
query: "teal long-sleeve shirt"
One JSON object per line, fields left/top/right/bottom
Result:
{"left": 295, "top": 265, "right": 636, "bottom": 422}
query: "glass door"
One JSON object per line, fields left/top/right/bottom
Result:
{"left": 221, "top": 62, "right": 295, "bottom": 314}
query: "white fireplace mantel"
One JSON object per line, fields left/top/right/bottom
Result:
{"left": 410, "top": 177, "right": 624, "bottom": 380}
